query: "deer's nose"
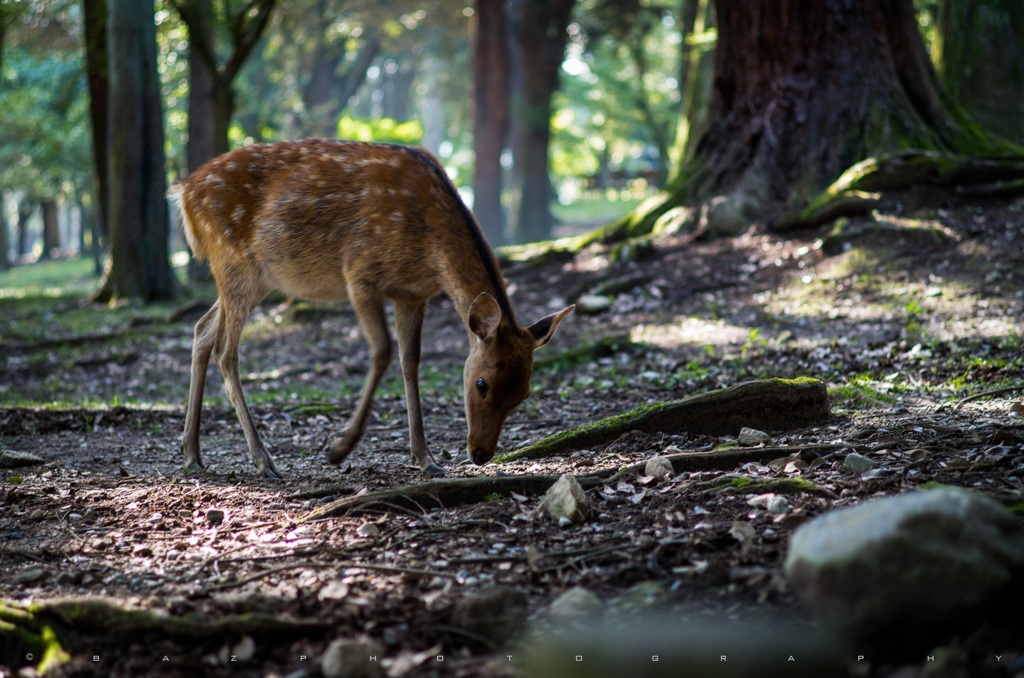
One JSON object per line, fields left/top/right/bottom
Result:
{"left": 471, "top": 447, "right": 492, "bottom": 465}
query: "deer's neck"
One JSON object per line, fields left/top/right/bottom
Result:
{"left": 435, "top": 212, "right": 516, "bottom": 329}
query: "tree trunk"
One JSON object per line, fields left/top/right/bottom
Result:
{"left": 618, "top": 0, "right": 1009, "bottom": 240}
{"left": 82, "top": 0, "right": 109, "bottom": 270}
{"left": 472, "top": 0, "right": 510, "bottom": 246}
{"left": 16, "top": 200, "right": 32, "bottom": 259}
{"left": 94, "top": 0, "right": 176, "bottom": 303}
{"left": 0, "top": 195, "right": 9, "bottom": 271}
{"left": 935, "top": 0, "right": 1024, "bottom": 144}
{"left": 670, "top": 0, "right": 713, "bottom": 172}
{"left": 510, "top": 0, "right": 574, "bottom": 244}
{"left": 40, "top": 200, "right": 58, "bottom": 260}
{"left": 186, "top": 2, "right": 218, "bottom": 171}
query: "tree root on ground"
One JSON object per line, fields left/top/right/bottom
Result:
{"left": 496, "top": 378, "right": 828, "bottom": 464}
{"left": 304, "top": 444, "right": 839, "bottom": 520}
{"left": 305, "top": 379, "right": 831, "bottom": 519}
{"left": 777, "top": 151, "right": 1024, "bottom": 230}
{"left": 0, "top": 597, "right": 326, "bottom": 673}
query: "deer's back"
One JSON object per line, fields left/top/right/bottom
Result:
{"left": 176, "top": 140, "right": 464, "bottom": 302}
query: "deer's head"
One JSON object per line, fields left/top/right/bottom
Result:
{"left": 462, "top": 294, "right": 574, "bottom": 465}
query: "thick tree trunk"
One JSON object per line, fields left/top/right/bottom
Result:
{"left": 935, "top": 0, "right": 1024, "bottom": 144}
{"left": 0, "top": 196, "right": 9, "bottom": 271}
{"left": 40, "top": 200, "right": 58, "bottom": 260}
{"left": 94, "top": 0, "right": 176, "bottom": 303}
{"left": 618, "top": 0, "right": 1009, "bottom": 241}
{"left": 16, "top": 200, "right": 31, "bottom": 259}
{"left": 82, "top": 0, "right": 109, "bottom": 270}
{"left": 510, "top": 0, "right": 574, "bottom": 244}
{"left": 473, "top": 0, "right": 510, "bottom": 246}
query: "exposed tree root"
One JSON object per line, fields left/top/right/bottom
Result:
{"left": 778, "top": 151, "right": 1024, "bottom": 230}
{"left": 495, "top": 378, "right": 829, "bottom": 464}
{"left": 303, "top": 475, "right": 596, "bottom": 520}
{"left": 304, "top": 443, "right": 840, "bottom": 520}
{"left": 0, "top": 597, "right": 327, "bottom": 674}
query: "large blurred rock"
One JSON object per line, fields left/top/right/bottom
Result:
{"left": 784, "top": 488, "right": 1024, "bottom": 634}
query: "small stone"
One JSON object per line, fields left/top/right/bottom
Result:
{"left": 14, "top": 568, "right": 47, "bottom": 585}
{"left": 766, "top": 495, "right": 791, "bottom": 514}
{"left": 0, "top": 449, "right": 45, "bottom": 469}
{"left": 576, "top": 294, "right": 613, "bottom": 314}
{"left": 615, "top": 581, "right": 670, "bottom": 613}
{"left": 356, "top": 522, "right": 380, "bottom": 538}
{"left": 56, "top": 571, "right": 78, "bottom": 586}
{"left": 27, "top": 509, "right": 45, "bottom": 521}
{"left": 232, "top": 635, "right": 255, "bottom": 662}
{"left": 549, "top": 586, "right": 604, "bottom": 622}
{"left": 644, "top": 456, "right": 674, "bottom": 480}
{"left": 321, "top": 637, "right": 384, "bottom": 678}
{"left": 842, "top": 452, "right": 876, "bottom": 474}
{"left": 205, "top": 508, "right": 225, "bottom": 525}
{"left": 737, "top": 427, "right": 771, "bottom": 446}
{"left": 451, "top": 587, "right": 528, "bottom": 644}
{"left": 538, "top": 474, "right": 591, "bottom": 525}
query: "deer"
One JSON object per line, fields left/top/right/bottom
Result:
{"left": 167, "top": 139, "right": 574, "bottom": 479}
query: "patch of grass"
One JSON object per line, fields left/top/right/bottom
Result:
{"left": 707, "top": 475, "right": 832, "bottom": 496}
{"left": 552, "top": 195, "right": 647, "bottom": 230}
{"left": 0, "top": 258, "right": 98, "bottom": 298}
{"left": 829, "top": 374, "right": 898, "bottom": 407}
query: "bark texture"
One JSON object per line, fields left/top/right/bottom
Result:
{"left": 473, "top": 0, "right": 510, "bottom": 246}
{"left": 94, "top": 0, "right": 176, "bottom": 303}
{"left": 496, "top": 378, "right": 829, "bottom": 463}
{"left": 510, "top": 0, "right": 574, "bottom": 244}
{"left": 936, "top": 0, "right": 1024, "bottom": 144}
{"left": 618, "top": 0, "right": 1009, "bottom": 240}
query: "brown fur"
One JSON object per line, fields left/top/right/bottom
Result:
{"left": 168, "top": 139, "right": 573, "bottom": 478}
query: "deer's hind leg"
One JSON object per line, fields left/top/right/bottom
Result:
{"left": 182, "top": 300, "right": 221, "bottom": 472}
{"left": 212, "top": 275, "right": 282, "bottom": 479}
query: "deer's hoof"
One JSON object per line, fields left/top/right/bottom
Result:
{"left": 264, "top": 465, "right": 284, "bottom": 481}
{"left": 328, "top": 438, "right": 354, "bottom": 466}
{"left": 184, "top": 461, "right": 206, "bottom": 473}
{"left": 422, "top": 462, "right": 446, "bottom": 477}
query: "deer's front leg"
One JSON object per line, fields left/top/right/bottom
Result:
{"left": 394, "top": 299, "right": 445, "bottom": 477}
{"left": 329, "top": 289, "right": 391, "bottom": 466}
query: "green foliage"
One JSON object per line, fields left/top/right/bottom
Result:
{"left": 336, "top": 115, "right": 424, "bottom": 144}
{"left": 0, "top": 50, "right": 91, "bottom": 200}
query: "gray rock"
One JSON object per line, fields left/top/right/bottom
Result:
{"left": 321, "top": 637, "right": 384, "bottom": 678}
{"left": 737, "top": 427, "right": 771, "bottom": 446}
{"left": 644, "top": 456, "right": 674, "bottom": 480}
{"left": 14, "top": 568, "right": 47, "bottom": 585}
{"left": 614, "top": 581, "right": 670, "bottom": 613}
{"left": 549, "top": 586, "right": 604, "bottom": 622}
{"left": 538, "top": 474, "right": 590, "bottom": 525}
{"left": 451, "top": 587, "right": 528, "bottom": 644}
{"left": 0, "top": 449, "right": 44, "bottom": 468}
{"left": 784, "top": 488, "right": 1024, "bottom": 633}
{"left": 842, "top": 452, "right": 876, "bottom": 474}
{"left": 576, "top": 294, "right": 613, "bottom": 314}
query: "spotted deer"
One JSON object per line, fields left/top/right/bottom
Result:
{"left": 168, "top": 139, "right": 573, "bottom": 479}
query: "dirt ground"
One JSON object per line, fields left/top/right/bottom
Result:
{"left": 1, "top": 192, "right": 1023, "bottom": 677}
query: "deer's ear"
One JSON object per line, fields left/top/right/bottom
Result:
{"left": 468, "top": 293, "right": 502, "bottom": 341}
{"left": 527, "top": 305, "right": 574, "bottom": 350}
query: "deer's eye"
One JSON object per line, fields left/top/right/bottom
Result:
{"left": 476, "top": 378, "right": 488, "bottom": 397}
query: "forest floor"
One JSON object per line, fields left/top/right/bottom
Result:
{"left": 1, "top": 191, "right": 1023, "bottom": 677}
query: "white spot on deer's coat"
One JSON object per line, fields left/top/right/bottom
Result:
{"left": 231, "top": 205, "right": 245, "bottom": 225}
